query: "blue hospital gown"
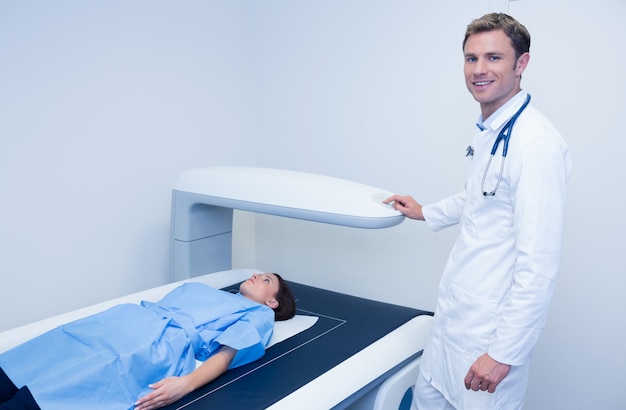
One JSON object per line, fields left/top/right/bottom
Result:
{"left": 0, "top": 283, "right": 274, "bottom": 410}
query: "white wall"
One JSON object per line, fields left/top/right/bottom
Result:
{"left": 1, "top": 1, "right": 624, "bottom": 409}
{"left": 0, "top": 1, "right": 258, "bottom": 330}
{"left": 252, "top": 1, "right": 626, "bottom": 409}
{"left": 254, "top": 0, "right": 482, "bottom": 308}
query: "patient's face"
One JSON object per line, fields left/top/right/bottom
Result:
{"left": 239, "top": 273, "right": 280, "bottom": 307}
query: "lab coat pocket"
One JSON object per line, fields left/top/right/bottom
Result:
{"left": 474, "top": 185, "right": 513, "bottom": 241}
{"left": 446, "top": 284, "right": 499, "bottom": 355}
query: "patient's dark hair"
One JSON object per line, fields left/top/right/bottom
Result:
{"left": 272, "top": 273, "right": 296, "bottom": 321}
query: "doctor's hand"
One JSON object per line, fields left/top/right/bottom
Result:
{"left": 384, "top": 195, "right": 425, "bottom": 221}
{"left": 464, "top": 353, "right": 511, "bottom": 393}
{"left": 134, "top": 376, "right": 193, "bottom": 410}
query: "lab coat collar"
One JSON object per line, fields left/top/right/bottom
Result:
{"left": 475, "top": 90, "right": 529, "bottom": 132}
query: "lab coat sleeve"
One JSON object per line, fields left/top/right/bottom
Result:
{"left": 422, "top": 191, "right": 465, "bottom": 232}
{"left": 488, "top": 134, "right": 572, "bottom": 366}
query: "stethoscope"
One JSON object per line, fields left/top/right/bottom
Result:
{"left": 480, "top": 94, "right": 531, "bottom": 196}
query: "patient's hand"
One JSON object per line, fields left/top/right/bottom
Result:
{"left": 134, "top": 346, "right": 235, "bottom": 409}
{"left": 134, "top": 376, "right": 193, "bottom": 410}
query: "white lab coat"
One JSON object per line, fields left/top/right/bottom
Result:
{"left": 419, "top": 91, "right": 572, "bottom": 409}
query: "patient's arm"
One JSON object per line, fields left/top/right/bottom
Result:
{"left": 134, "top": 345, "right": 237, "bottom": 410}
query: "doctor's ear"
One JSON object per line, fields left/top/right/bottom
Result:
{"left": 516, "top": 52, "right": 530, "bottom": 75}
{"left": 266, "top": 299, "right": 279, "bottom": 310}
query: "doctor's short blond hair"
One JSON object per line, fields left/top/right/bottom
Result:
{"left": 463, "top": 13, "right": 531, "bottom": 60}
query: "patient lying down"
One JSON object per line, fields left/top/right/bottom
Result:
{"left": 0, "top": 273, "right": 296, "bottom": 410}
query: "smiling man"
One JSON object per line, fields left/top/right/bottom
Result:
{"left": 385, "top": 13, "right": 572, "bottom": 409}
{"left": 463, "top": 26, "right": 529, "bottom": 120}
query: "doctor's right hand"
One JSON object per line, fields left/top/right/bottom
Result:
{"left": 384, "top": 195, "right": 425, "bottom": 221}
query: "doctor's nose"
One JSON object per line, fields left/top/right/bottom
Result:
{"left": 472, "top": 63, "right": 487, "bottom": 78}
{"left": 473, "top": 58, "right": 489, "bottom": 76}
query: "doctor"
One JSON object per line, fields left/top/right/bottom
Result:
{"left": 386, "top": 13, "right": 571, "bottom": 409}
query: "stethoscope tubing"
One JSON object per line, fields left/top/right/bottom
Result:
{"left": 481, "top": 94, "right": 531, "bottom": 196}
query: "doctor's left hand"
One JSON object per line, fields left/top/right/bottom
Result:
{"left": 464, "top": 353, "right": 511, "bottom": 393}
{"left": 134, "top": 376, "right": 193, "bottom": 410}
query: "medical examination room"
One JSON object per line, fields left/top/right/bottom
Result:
{"left": 0, "top": 0, "right": 624, "bottom": 409}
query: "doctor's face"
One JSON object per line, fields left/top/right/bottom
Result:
{"left": 239, "top": 273, "right": 280, "bottom": 309}
{"left": 463, "top": 29, "right": 529, "bottom": 119}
